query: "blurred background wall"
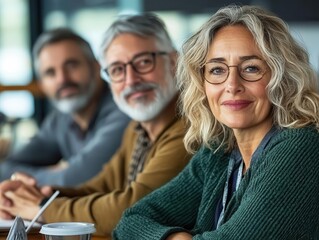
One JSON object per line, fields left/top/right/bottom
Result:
{"left": 0, "top": 0, "right": 318, "bottom": 156}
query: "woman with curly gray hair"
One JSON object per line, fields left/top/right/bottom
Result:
{"left": 114, "top": 5, "right": 319, "bottom": 240}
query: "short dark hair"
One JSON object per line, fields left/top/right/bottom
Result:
{"left": 32, "top": 28, "right": 96, "bottom": 76}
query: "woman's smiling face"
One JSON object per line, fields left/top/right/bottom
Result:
{"left": 204, "top": 25, "right": 273, "bottom": 132}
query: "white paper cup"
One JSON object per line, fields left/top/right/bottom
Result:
{"left": 40, "top": 222, "right": 96, "bottom": 240}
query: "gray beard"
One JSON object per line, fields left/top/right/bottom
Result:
{"left": 52, "top": 94, "right": 90, "bottom": 114}
{"left": 52, "top": 80, "right": 96, "bottom": 114}
{"left": 113, "top": 78, "right": 177, "bottom": 122}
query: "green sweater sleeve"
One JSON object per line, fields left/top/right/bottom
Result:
{"left": 113, "top": 147, "right": 228, "bottom": 240}
{"left": 114, "top": 127, "right": 319, "bottom": 240}
{"left": 192, "top": 128, "right": 319, "bottom": 239}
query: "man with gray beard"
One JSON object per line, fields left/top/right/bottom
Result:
{"left": 0, "top": 28, "right": 130, "bottom": 186}
{"left": 0, "top": 14, "right": 191, "bottom": 239}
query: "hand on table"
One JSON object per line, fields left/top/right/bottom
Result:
{"left": 0, "top": 172, "right": 53, "bottom": 220}
{"left": 10, "top": 171, "right": 53, "bottom": 196}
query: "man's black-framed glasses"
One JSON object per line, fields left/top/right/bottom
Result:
{"left": 103, "top": 51, "right": 168, "bottom": 83}
{"left": 202, "top": 58, "right": 268, "bottom": 84}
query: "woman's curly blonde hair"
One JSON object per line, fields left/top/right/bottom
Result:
{"left": 177, "top": 5, "right": 319, "bottom": 154}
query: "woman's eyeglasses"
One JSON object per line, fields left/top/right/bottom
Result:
{"left": 202, "top": 58, "right": 268, "bottom": 84}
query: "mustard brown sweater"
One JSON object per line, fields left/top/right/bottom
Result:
{"left": 42, "top": 118, "right": 191, "bottom": 238}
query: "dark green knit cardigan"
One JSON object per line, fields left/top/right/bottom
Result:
{"left": 114, "top": 127, "right": 319, "bottom": 240}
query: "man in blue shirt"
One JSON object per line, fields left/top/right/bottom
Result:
{"left": 0, "top": 28, "right": 130, "bottom": 186}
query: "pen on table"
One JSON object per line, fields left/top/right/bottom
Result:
{"left": 25, "top": 190, "right": 60, "bottom": 233}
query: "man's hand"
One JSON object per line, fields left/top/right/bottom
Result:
{"left": 0, "top": 179, "right": 48, "bottom": 220}
{"left": 10, "top": 171, "right": 53, "bottom": 197}
{"left": 10, "top": 172, "right": 37, "bottom": 186}
{"left": 0, "top": 180, "right": 22, "bottom": 219}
